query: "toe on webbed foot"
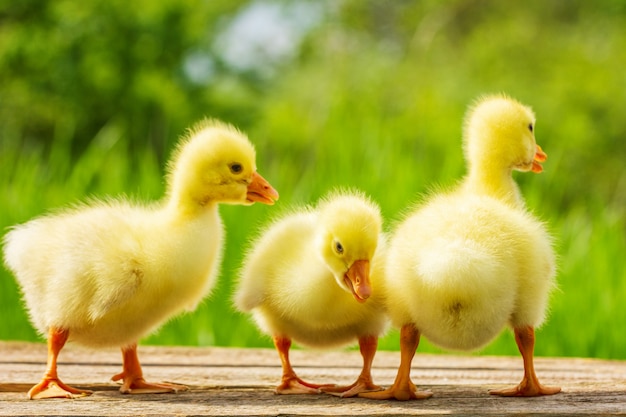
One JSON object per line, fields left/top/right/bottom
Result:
{"left": 116, "top": 377, "right": 188, "bottom": 395}
{"left": 489, "top": 383, "right": 561, "bottom": 397}
{"left": 322, "top": 380, "right": 383, "bottom": 398}
{"left": 28, "top": 379, "right": 93, "bottom": 400}
{"left": 274, "top": 377, "right": 331, "bottom": 395}
{"left": 358, "top": 385, "right": 433, "bottom": 401}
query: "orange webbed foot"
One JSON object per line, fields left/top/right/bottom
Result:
{"left": 489, "top": 381, "right": 561, "bottom": 397}
{"left": 322, "top": 376, "right": 382, "bottom": 398}
{"left": 114, "top": 343, "right": 188, "bottom": 395}
{"left": 358, "top": 380, "right": 432, "bottom": 401}
{"left": 112, "top": 372, "right": 188, "bottom": 395}
{"left": 359, "top": 324, "right": 432, "bottom": 401}
{"left": 491, "top": 326, "right": 562, "bottom": 397}
{"left": 275, "top": 376, "right": 334, "bottom": 395}
{"left": 28, "top": 378, "right": 93, "bottom": 400}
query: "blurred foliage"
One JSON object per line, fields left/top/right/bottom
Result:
{"left": 261, "top": 0, "right": 626, "bottom": 212}
{"left": 1, "top": 0, "right": 625, "bottom": 358}
{"left": 0, "top": 0, "right": 250, "bottom": 162}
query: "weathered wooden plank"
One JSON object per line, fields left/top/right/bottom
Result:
{"left": 0, "top": 341, "right": 624, "bottom": 416}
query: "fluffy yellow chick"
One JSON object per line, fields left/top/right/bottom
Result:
{"left": 3, "top": 119, "right": 279, "bottom": 400}
{"left": 361, "top": 95, "right": 560, "bottom": 401}
{"left": 234, "top": 191, "right": 388, "bottom": 397}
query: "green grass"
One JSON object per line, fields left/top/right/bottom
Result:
{"left": 2, "top": 102, "right": 625, "bottom": 360}
{"left": 3, "top": 4, "right": 626, "bottom": 359}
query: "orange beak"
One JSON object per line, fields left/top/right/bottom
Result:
{"left": 531, "top": 144, "right": 547, "bottom": 173}
{"left": 246, "top": 172, "right": 279, "bottom": 205}
{"left": 343, "top": 259, "right": 371, "bottom": 303}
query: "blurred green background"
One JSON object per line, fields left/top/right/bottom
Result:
{"left": 1, "top": 0, "right": 625, "bottom": 359}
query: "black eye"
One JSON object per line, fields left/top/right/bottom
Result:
{"left": 230, "top": 163, "right": 243, "bottom": 174}
{"left": 528, "top": 123, "right": 534, "bottom": 133}
{"left": 334, "top": 241, "right": 344, "bottom": 255}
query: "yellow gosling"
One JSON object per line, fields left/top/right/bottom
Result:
{"left": 235, "top": 190, "right": 388, "bottom": 397}
{"left": 361, "top": 95, "right": 560, "bottom": 401}
{"left": 3, "top": 119, "right": 278, "bottom": 400}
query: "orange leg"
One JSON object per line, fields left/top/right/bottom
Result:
{"left": 28, "top": 327, "right": 93, "bottom": 400}
{"left": 490, "top": 326, "right": 561, "bottom": 397}
{"left": 273, "top": 336, "right": 333, "bottom": 394}
{"left": 112, "top": 343, "right": 187, "bottom": 394}
{"left": 322, "top": 335, "right": 382, "bottom": 397}
{"left": 359, "top": 324, "right": 432, "bottom": 400}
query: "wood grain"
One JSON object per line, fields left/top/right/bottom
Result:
{"left": 0, "top": 341, "right": 624, "bottom": 416}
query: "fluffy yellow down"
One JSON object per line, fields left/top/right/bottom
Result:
{"left": 385, "top": 95, "right": 556, "bottom": 351}
{"left": 235, "top": 191, "right": 389, "bottom": 348}
{"left": 3, "top": 119, "right": 265, "bottom": 348}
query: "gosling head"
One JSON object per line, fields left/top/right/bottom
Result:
{"left": 167, "top": 119, "right": 279, "bottom": 209}
{"left": 463, "top": 94, "right": 547, "bottom": 174}
{"left": 315, "top": 191, "right": 382, "bottom": 303}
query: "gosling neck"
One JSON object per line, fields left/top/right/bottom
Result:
{"left": 464, "top": 164, "right": 524, "bottom": 209}
{"left": 165, "top": 187, "right": 219, "bottom": 221}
